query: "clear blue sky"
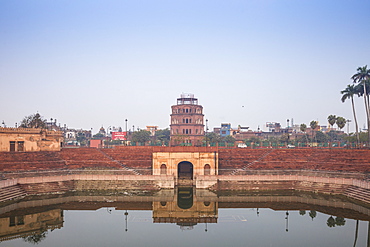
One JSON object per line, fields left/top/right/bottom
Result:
{"left": 1, "top": 0, "right": 369, "bottom": 133}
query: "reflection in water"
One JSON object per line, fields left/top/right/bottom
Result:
{"left": 1, "top": 188, "right": 370, "bottom": 246}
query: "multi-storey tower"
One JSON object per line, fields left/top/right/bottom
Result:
{"left": 170, "top": 93, "right": 205, "bottom": 146}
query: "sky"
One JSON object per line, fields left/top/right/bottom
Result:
{"left": 1, "top": 0, "right": 370, "bottom": 134}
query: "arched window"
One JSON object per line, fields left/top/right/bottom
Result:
{"left": 160, "top": 164, "right": 167, "bottom": 175}
{"left": 204, "top": 164, "right": 211, "bottom": 175}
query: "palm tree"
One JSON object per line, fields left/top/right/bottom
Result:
{"left": 352, "top": 66, "right": 370, "bottom": 146}
{"left": 341, "top": 84, "right": 360, "bottom": 145}
{"left": 327, "top": 115, "right": 337, "bottom": 129}
{"left": 300, "top": 123, "right": 309, "bottom": 146}
{"left": 336, "top": 116, "right": 346, "bottom": 130}
{"left": 310, "top": 120, "right": 318, "bottom": 145}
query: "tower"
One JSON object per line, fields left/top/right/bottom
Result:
{"left": 170, "top": 93, "right": 205, "bottom": 146}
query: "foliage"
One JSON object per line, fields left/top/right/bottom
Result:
{"left": 299, "top": 210, "right": 306, "bottom": 216}
{"left": 344, "top": 132, "right": 368, "bottom": 143}
{"left": 327, "top": 216, "right": 336, "bottom": 227}
{"left": 335, "top": 217, "right": 346, "bottom": 226}
{"left": 205, "top": 132, "right": 221, "bottom": 144}
{"left": 300, "top": 123, "right": 307, "bottom": 132}
{"left": 315, "top": 131, "right": 328, "bottom": 143}
{"left": 245, "top": 136, "right": 260, "bottom": 143}
{"left": 104, "top": 140, "right": 122, "bottom": 146}
{"left": 223, "top": 135, "right": 236, "bottom": 144}
{"left": 92, "top": 133, "right": 104, "bottom": 139}
{"left": 155, "top": 128, "right": 170, "bottom": 144}
{"left": 327, "top": 115, "right": 337, "bottom": 127}
{"left": 19, "top": 113, "right": 47, "bottom": 129}
{"left": 76, "top": 132, "right": 88, "bottom": 146}
{"left": 131, "top": 130, "right": 151, "bottom": 144}
{"left": 22, "top": 230, "right": 47, "bottom": 244}
{"left": 309, "top": 210, "right": 317, "bottom": 221}
{"left": 309, "top": 120, "right": 318, "bottom": 130}
{"left": 336, "top": 116, "right": 346, "bottom": 130}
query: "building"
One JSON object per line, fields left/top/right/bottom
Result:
{"left": 0, "top": 127, "right": 63, "bottom": 152}
{"left": 170, "top": 93, "right": 205, "bottom": 146}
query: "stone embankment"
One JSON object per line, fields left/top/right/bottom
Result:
{"left": 1, "top": 147, "right": 370, "bottom": 205}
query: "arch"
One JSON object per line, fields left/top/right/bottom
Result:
{"left": 160, "top": 164, "right": 167, "bottom": 175}
{"left": 178, "top": 161, "right": 193, "bottom": 179}
{"left": 204, "top": 164, "right": 211, "bottom": 175}
{"left": 177, "top": 187, "right": 193, "bottom": 209}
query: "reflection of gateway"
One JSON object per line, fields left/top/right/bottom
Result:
{"left": 153, "top": 187, "right": 218, "bottom": 229}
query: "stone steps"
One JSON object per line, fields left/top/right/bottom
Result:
{"left": 344, "top": 186, "right": 370, "bottom": 203}
{"left": 0, "top": 185, "right": 27, "bottom": 202}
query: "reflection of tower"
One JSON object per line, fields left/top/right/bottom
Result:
{"left": 124, "top": 210, "right": 128, "bottom": 232}
{"left": 170, "top": 93, "right": 205, "bottom": 146}
{"left": 285, "top": 211, "right": 289, "bottom": 232}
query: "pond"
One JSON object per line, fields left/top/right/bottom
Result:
{"left": 0, "top": 188, "right": 369, "bottom": 247}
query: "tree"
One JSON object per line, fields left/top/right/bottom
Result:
{"left": 309, "top": 210, "right": 317, "bottom": 221}
{"left": 351, "top": 66, "right": 370, "bottom": 145}
{"left": 327, "top": 115, "right": 337, "bottom": 129}
{"left": 223, "top": 135, "right": 236, "bottom": 144}
{"left": 310, "top": 121, "right": 318, "bottom": 144}
{"left": 336, "top": 116, "right": 346, "bottom": 130}
{"left": 316, "top": 131, "right": 328, "bottom": 143}
{"left": 155, "top": 128, "right": 170, "bottom": 145}
{"left": 335, "top": 217, "right": 346, "bottom": 226}
{"left": 327, "top": 216, "right": 336, "bottom": 227}
{"left": 300, "top": 123, "right": 309, "bottom": 145}
{"left": 19, "top": 113, "right": 47, "bottom": 129}
{"left": 341, "top": 84, "right": 360, "bottom": 145}
{"left": 22, "top": 230, "right": 47, "bottom": 244}
{"left": 205, "top": 132, "right": 221, "bottom": 145}
{"left": 131, "top": 130, "right": 151, "bottom": 145}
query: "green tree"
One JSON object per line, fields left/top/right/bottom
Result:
{"left": 316, "top": 131, "right": 328, "bottom": 143}
{"left": 155, "top": 128, "right": 170, "bottom": 145}
{"left": 205, "top": 132, "right": 221, "bottom": 145}
{"left": 352, "top": 66, "right": 370, "bottom": 145}
{"left": 131, "top": 130, "right": 151, "bottom": 145}
{"left": 299, "top": 210, "right": 306, "bottom": 216}
{"left": 76, "top": 132, "right": 88, "bottom": 146}
{"left": 223, "top": 135, "right": 236, "bottom": 144}
{"left": 22, "top": 230, "right": 47, "bottom": 244}
{"left": 19, "top": 113, "right": 47, "bottom": 129}
{"left": 336, "top": 116, "right": 346, "bottom": 130}
{"left": 327, "top": 216, "right": 336, "bottom": 227}
{"left": 327, "top": 115, "right": 337, "bottom": 128}
{"left": 309, "top": 210, "right": 317, "bottom": 221}
{"left": 341, "top": 84, "right": 360, "bottom": 144}
{"left": 300, "top": 123, "right": 309, "bottom": 145}
{"left": 92, "top": 133, "right": 104, "bottom": 139}
{"left": 335, "top": 217, "right": 346, "bottom": 226}
{"left": 309, "top": 121, "right": 318, "bottom": 144}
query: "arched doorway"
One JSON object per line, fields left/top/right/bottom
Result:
{"left": 204, "top": 164, "right": 211, "bottom": 175}
{"left": 160, "top": 164, "right": 167, "bottom": 175}
{"left": 178, "top": 161, "right": 193, "bottom": 180}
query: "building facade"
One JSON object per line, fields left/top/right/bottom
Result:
{"left": 170, "top": 94, "right": 205, "bottom": 146}
{"left": 0, "top": 127, "right": 63, "bottom": 152}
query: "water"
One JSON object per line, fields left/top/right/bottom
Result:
{"left": 1, "top": 189, "right": 369, "bottom": 247}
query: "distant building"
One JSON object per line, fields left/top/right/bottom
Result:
{"left": 0, "top": 127, "right": 63, "bottom": 152}
{"left": 90, "top": 139, "right": 104, "bottom": 148}
{"left": 266, "top": 122, "right": 281, "bottom": 132}
{"left": 170, "top": 93, "right": 205, "bottom": 146}
{"left": 146, "top": 126, "right": 158, "bottom": 136}
{"left": 219, "top": 123, "right": 231, "bottom": 137}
